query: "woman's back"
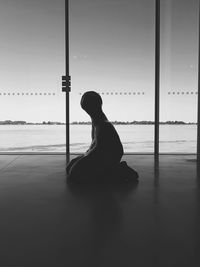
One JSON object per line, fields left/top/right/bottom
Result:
{"left": 93, "top": 120, "right": 124, "bottom": 163}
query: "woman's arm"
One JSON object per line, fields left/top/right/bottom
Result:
{"left": 84, "top": 125, "right": 104, "bottom": 157}
{"left": 85, "top": 124, "right": 96, "bottom": 154}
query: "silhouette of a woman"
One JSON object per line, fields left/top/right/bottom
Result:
{"left": 67, "top": 91, "right": 138, "bottom": 183}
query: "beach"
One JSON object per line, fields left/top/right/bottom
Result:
{"left": 0, "top": 124, "right": 197, "bottom": 153}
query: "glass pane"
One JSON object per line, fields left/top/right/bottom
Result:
{"left": 160, "top": 0, "right": 198, "bottom": 153}
{"left": 69, "top": 0, "right": 155, "bottom": 153}
{"left": 0, "top": 0, "right": 65, "bottom": 152}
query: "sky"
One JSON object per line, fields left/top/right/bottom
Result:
{"left": 0, "top": 0, "right": 199, "bottom": 123}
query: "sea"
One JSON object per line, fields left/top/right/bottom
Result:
{"left": 0, "top": 124, "right": 197, "bottom": 153}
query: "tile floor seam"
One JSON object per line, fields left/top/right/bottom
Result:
{"left": 0, "top": 155, "right": 21, "bottom": 173}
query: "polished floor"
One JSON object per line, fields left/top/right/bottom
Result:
{"left": 0, "top": 154, "right": 200, "bottom": 267}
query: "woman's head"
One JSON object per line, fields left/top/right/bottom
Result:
{"left": 80, "top": 91, "right": 102, "bottom": 116}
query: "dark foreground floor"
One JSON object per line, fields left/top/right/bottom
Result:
{"left": 0, "top": 154, "right": 200, "bottom": 267}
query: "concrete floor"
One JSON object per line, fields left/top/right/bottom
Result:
{"left": 0, "top": 154, "right": 200, "bottom": 267}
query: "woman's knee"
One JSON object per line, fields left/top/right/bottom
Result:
{"left": 68, "top": 157, "right": 96, "bottom": 182}
{"left": 68, "top": 166, "right": 86, "bottom": 183}
{"left": 66, "top": 155, "right": 83, "bottom": 173}
{"left": 70, "top": 157, "right": 88, "bottom": 174}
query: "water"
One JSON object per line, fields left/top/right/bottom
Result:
{"left": 0, "top": 124, "right": 197, "bottom": 153}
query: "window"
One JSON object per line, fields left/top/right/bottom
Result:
{"left": 0, "top": 0, "right": 65, "bottom": 152}
{"left": 69, "top": 0, "right": 155, "bottom": 153}
{"left": 160, "top": 0, "right": 198, "bottom": 153}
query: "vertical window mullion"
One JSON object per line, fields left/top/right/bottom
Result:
{"left": 155, "top": 0, "right": 160, "bottom": 157}
{"left": 65, "top": 0, "right": 70, "bottom": 164}
{"left": 197, "top": 0, "right": 200, "bottom": 161}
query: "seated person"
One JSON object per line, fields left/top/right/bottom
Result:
{"left": 67, "top": 91, "right": 139, "bottom": 183}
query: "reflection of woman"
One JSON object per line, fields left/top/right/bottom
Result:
{"left": 67, "top": 91, "right": 139, "bottom": 183}
{"left": 66, "top": 182, "right": 138, "bottom": 266}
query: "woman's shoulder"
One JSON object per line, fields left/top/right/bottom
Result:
{"left": 95, "top": 121, "right": 116, "bottom": 135}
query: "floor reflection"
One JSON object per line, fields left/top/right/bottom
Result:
{"left": 67, "top": 182, "right": 138, "bottom": 265}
